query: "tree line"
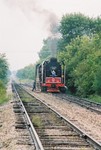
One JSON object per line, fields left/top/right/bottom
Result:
{"left": 58, "top": 13, "right": 101, "bottom": 98}
{"left": 16, "top": 64, "right": 35, "bottom": 80}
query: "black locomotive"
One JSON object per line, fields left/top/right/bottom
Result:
{"left": 35, "top": 57, "right": 66, "bottom": 93}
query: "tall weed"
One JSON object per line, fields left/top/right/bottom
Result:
{"left": 0, "top": 80, "right": 8, "bottom": 104}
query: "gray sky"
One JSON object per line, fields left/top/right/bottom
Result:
{"left": 0, "top": 0, "right": 101, "bottom": 71}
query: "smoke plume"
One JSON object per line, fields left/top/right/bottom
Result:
{"left": 4, "top": 0, "right": 60, "bottom": 57}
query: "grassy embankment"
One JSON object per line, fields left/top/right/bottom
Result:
{"left": 0, "top": 90, "right": 9, "bottom": 105}
{"left": 0, "top": 81, "right": 9, "bottom": 105}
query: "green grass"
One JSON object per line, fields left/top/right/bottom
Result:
{"left": 32, "top": 115, "right": 43, "bottom": 127}
{"left": 0, "top": 96, "right": 9, "bottom": 105}
{"left": 0, "top": 81, "right": 9, "bottom": 105}
{"left": 0, "top": 90, "right": 9, "bottom": 105}
{"left": 89, "top": 95, "right": 101, "bottom": 103}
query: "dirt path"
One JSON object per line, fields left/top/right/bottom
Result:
{"left": 0, "top": 83, "right": 33, "bottom": 150}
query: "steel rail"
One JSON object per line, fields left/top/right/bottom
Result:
{"left": 52, "top": 93, "right": 101, "bottom": 114}
{"left": 67, "top": 95, "right": 101, "bottom": 108}
{"left": 64, "top": 95, "right": 101, "bottom": 114}
{"left": 13, "top": 83, "right": 44, "bottom": 150}
{"left": 78, "top": 97, "right": 101, "bottom": 107}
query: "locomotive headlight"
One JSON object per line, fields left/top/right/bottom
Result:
{"left": 62, "top": 75, "right": 64, "bottom": 78}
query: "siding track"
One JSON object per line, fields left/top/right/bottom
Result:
{"left": 52, "top": 93, "right": 101, "bottom": 114}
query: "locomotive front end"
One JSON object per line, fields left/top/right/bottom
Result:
{"left": 35, "top": 57, "right": 67, "bottom": 93}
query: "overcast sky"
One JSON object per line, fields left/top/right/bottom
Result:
{"left": 0, "top": 0, "right": 101, "bottom": 71}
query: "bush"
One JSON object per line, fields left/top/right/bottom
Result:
{"left": 58, "top": 34, "right": 101, "bottom": 97}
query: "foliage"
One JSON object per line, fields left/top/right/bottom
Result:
{"left": 57, "top": 14, "right": 101, "bottom": 98}
{"left": 16, "top": 64, "right": 35, "bottom": 80}
{"left": 0, "top": 53, "right": 9, "bottom": 84}
{"left": 58, "top": 13, "right": 101, "bottom": 52}
{"left": 58, "top": 34, "right": 101, "bottom": 97}
{"left": 0, "top": 53, "right": 9, "bottom": 104}
{"left": 89, "top": 95, "right": 101, "bottom": 103}
{"left": 0, "top": 80, "right": 6, "bottom": 95}
{"left": 0, "top": 80, "right": 8, "bottom": 104}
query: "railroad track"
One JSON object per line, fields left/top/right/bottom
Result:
{"left": 12, "top": 83, "right": 44, "bottom": 150}
{"left": 52, "top": 93, "right": 101, "bottom": 114}
{"left": 12, "top": 83, "right": 101, "bottom": 150}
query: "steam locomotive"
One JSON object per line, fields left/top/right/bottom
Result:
{"left": 35, "top": 57, "right": 67, "bottom": 93}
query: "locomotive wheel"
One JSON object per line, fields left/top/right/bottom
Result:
{"left": 59, "top": 87, "right": 67, "bottom": 93}
{"left": 41, "top": 86, "right": 47, "bottom": 92}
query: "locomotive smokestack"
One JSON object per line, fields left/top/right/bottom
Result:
{"left": 48, "top": 37, "right": 58, "bottom": 58}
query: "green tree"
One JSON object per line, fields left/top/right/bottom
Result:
{"left": 0, "top": 53, "right": 9, "bottom": 104}
{"left": 58, "top": 34, "right": 101, "bottom": 97}
{"left": 58, "top": 13, "right": 101, "bottom": 52}
{"left": 16, "top": 64, "right": 35, "bottom": 80}
{"left": 0, "top": 53, "right": 9, "bottom": 84}
{"left": 91, "top": 50, "right": 101, "bottom": 94}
